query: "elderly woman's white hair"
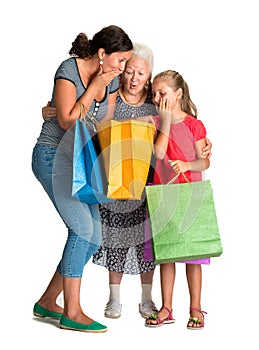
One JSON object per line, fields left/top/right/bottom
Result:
{"left": 132, "top": 42, "right": 154, "bottom": 74}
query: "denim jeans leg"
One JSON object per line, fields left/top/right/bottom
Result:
{"left": 57, "top": 228, "right": 99, "bottom": 277}
{"left": 32, "top": 143, "right": 101, "bottom": 278}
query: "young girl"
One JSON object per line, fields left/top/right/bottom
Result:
{"left": 145, "top": 70, "right": 210, "bottom": 329}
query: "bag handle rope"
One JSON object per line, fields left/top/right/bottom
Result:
{"left": 166, "top": 160, "right": 191, "bottom": 185}
{"left": 79, "top": 101, "right": 99, "bottom": 126}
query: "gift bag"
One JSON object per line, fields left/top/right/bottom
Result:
{"left": 144, "top": 210, "right": 210, "bottom": 264}
{"left": 145, "top": 179, "right": 223, "bottom": 264}
{"left": 72, "top": 106, "right": 112, "bottom": 204}
{"left": 97, "top": 119, "right": 155, "bottom": 200}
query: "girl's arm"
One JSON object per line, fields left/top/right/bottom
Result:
{"left": 170, "top": 138, "right": 210, "bottom": 174}
{"left": 153, "top": 122, "right": 170, "bottom": 160}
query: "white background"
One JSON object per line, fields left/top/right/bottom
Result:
{"left": 1, "top": 0, "right": 258, "bottom": 348}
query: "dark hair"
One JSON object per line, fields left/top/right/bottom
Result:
{"left": 69, "top": 33, "right": 91, "bottom": 57}
{"left": 69, "top": 25, "right": 133, "bottom": 58}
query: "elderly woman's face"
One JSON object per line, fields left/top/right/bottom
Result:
{"left": 121, "top": 55, "right": 151, "bottom": 95}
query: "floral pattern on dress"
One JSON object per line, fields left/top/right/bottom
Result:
{"left": 92, "top": 90, "right": 157, "bottom": 274}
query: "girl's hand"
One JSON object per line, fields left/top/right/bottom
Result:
{"left": 169, "top": 159, "right": 189, "bottom": 174}
{"left": 156, "top": 97, "right": 171, "bottom": 120}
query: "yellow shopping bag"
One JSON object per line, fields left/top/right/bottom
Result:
{"left": 97, "top": 119, "right": 155, "bottom": 200}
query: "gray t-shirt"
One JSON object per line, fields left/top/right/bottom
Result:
{"left": 36, "top": 57, "right": 119, "bottom": 146}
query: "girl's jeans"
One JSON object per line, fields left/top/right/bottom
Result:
{"left": 32, "top": 139, "right": 101, "bottom": 277}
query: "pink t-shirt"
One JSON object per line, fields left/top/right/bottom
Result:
{"left": 153, "top": 114, "right": 207, "bottom": 184}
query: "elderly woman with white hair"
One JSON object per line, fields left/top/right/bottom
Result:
{"left": 92, "top": 43, "right": 159, "bottom": 319}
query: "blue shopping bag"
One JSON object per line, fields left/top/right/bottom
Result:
{"left": 72, "top": 119, "right": 113, "bottom": 204}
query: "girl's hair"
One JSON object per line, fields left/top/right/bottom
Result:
{"left": 153, "top": 70, "right": 198, "bottom": 118}
{"left": 132, "top": 42, "right": 154, "bottom": 74}
{"left": 69, "top": 25, "right": 133, "bottom": 58}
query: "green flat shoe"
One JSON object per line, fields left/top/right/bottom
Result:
{"left": 33, "top": 302, "right": 63, "bottom": 320}
{"left": 60, "top": 316, "right": 108, "bottom": 333}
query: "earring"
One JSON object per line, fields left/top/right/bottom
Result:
{"left": 99, "top": 60, "right": 103, "bottom": 65}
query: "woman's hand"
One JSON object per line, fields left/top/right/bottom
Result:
{"left": 42, "top": 101, "right": 56, "bottom": 120}
{"left": 135, "top": 115, "right": 155, "bottom": 124}
{"left": 91, "top": 66, "right": 121, "bottom": 91}
{"left": 201, "top": 137, "right": 212, "bottom": 158}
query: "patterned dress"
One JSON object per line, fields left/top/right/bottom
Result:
{"left": 92, "top": 89, "right": 157, "bottom": 274}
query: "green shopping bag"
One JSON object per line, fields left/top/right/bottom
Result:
{"left": 145, "top": 179, "right": 223, "bottom": 264}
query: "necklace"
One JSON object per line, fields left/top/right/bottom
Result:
{"left": 120, "top": 89, "right": 145, "bottom": 106}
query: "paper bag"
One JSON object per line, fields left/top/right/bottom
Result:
{"left": 72, "top": 119, "right": 112, "bottom": 204}
{"left": 145, "top": 180, "right": 223, "bottom": 264}
{"left": 97, "top": 119, "right": 155, "bottom": 200}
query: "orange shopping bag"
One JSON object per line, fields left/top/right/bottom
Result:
{"left": 97, "top": 119, "right": 155, "bottom": 200}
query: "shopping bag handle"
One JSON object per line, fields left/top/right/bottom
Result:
{"left": 166, "top": 160, "right": 190, "bottom": 185}
{"left": 79, "top": 102, "right": 99, "bottom": 126}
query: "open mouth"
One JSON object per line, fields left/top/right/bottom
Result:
{"left": 130, "top": 83, "right": 137, "bottom": 89}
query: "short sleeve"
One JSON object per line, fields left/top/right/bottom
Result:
{"left": 192, "top": 119, "right": 207, "bottom": 141}
{"left": 184, "top": 116, "right": 207, "bottom": 142}
{"left": 54, "top": 59, "right": 76, "bottom": 86}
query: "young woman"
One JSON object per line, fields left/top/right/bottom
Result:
{"left": 32, "top": 25, "right": 133, "bottom": 333}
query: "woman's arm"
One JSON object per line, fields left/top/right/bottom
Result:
{"left": 54, "top": 79, "right": 82, "bottom": 130}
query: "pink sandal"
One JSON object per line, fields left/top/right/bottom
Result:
{"left": 145, "top": 306, "right": 175, "bottom": 328}
{"left": 187, "top": 307, "right": 207, "bottom": 330}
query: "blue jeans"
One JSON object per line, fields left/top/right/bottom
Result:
{"left": 32, "top": 140, "right": 101, "bottom": 277}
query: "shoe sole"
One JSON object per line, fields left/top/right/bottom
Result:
{"left": 60, "top": 325, "right": 108, "bottom": 333}
{"left": 33, "top": 312, "right": 61, "bottom": 320}
{"left": 187, "top": 326, "right": 204, "bottom": 330}
{"left": 145, "top": 320, "right": 175, "bottom": 327}
{"left": 104, "top": 313, "right": 121, "bottom": 319}
{"left": 145, "top": 323, "right": 164, "bottom": 328}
